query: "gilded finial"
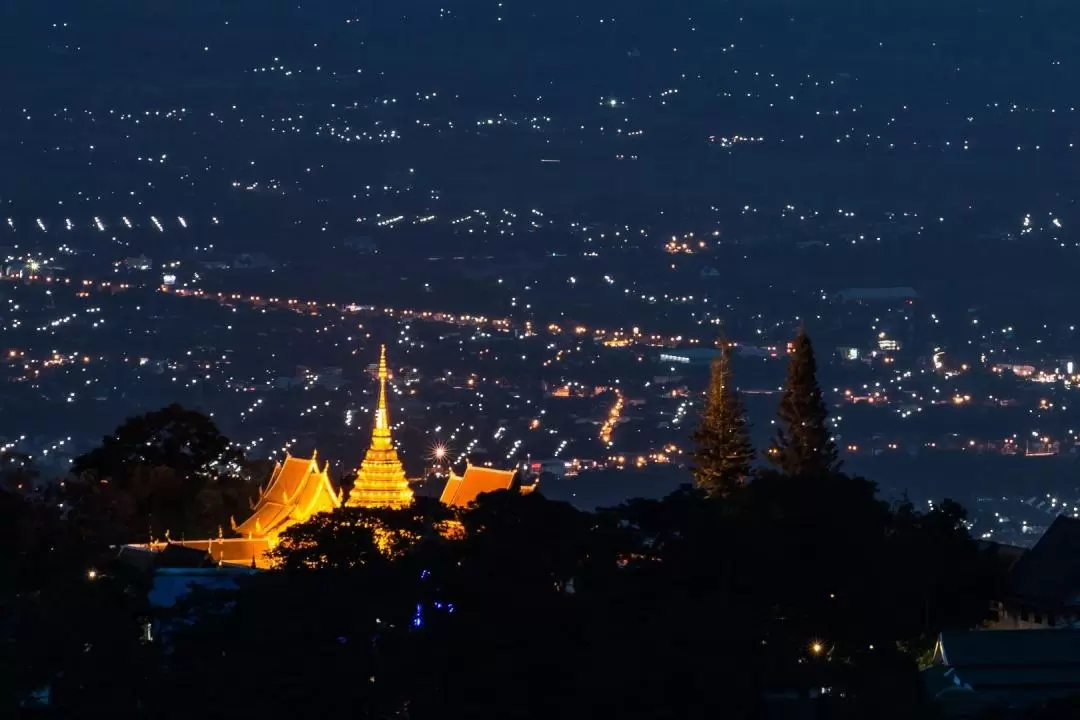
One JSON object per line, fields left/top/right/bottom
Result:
{"left": 164, "top": 529, "right": 171, "bottom": 542}
{"left": 374, "top": 345, "right": 391, "bottom": 434}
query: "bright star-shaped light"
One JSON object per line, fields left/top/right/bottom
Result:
{"left": 429, "top": 443, "right": 449, "bottom": 462}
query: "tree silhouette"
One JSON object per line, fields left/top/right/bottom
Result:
{"left": 57, "top": 460, "right": 998, "bottom": 720}
{"left": 73, "top": 403, "right": 243, "bottom": 481}
{"left": 0, "top": 465, "right": 157, "bottom": 716}
{"left": 69, "top": 404, "right": 254, "bottom": 538}
{"left": 692, "top": 336, "right": 754, "bottom": 497}
{"left": 768, "top": 328, "right": 840, "bottom": 476}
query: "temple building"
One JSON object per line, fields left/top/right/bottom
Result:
{"left": 440, "top": 463, "right": 519, "bottom": 507}
{"left": 232, "top": 452, "right": 341, "bottom": 539}
{"left": 346, "top": 345, "right": 415, "bottom": 508}
{"left": 129, "top": 452, "right": 341, "bottom": 569}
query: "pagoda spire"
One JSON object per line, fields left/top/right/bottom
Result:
{"left": 346, "top": 345, "right": 414, "bottom": 508}
{"left": 374, "top": 344, "right": 391, "bottom": 438}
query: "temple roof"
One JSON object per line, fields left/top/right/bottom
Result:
{"left": 125, "top": 537, "right": 279, "bottom": 569}
{"left": 440, "top": 464, "right": 517, "bottom": 507}
{"left": 234, "top": 452, "right": 341, "bottom": 539}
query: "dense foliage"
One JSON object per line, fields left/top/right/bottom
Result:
{"left": 145, "top": 479, "right": 997, "bottom": 720}
{"left": 70, "top": 404, "right": 257, "bottom": 540}
{"left": 0, "top": 371, "right": 1032, "bottom": 718}
{"left": 0, "top": 462, "right": 1001, "bottom": 718}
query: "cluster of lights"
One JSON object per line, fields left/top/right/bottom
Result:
{"left": 599, "top": 391, "right": 624, "bottom": 446}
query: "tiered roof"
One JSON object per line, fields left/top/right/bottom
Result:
{"left": 233, "top": 452, "right": 341, "bottom": 539}
{"left": 440, "top": 464, "right": 517, "bottom": 507}
{"left": 161, "top": 537, "right": 277, "bottom": 569}
{"left": 346, "top": 346, "right": 414, "bottom": 508}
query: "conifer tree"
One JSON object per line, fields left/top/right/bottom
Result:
{"left": 692, "top": 337, "right": 754, "bottom": 497}
{"left": 768, "top": 328, "right": 840, "bottom": 476}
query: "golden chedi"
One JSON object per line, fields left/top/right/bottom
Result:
{"left": 346, "top": 345, "right": 414, "bottom": 508}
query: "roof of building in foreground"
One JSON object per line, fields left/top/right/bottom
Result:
{"left": 440, "top": 464, "right": 518, "bottom": 507}
{"left": 1007, "top": 515, "right": 1080, "bottom": 608}
{"left": 233, "top": 451, "right": 341, "bottom": 539}
{"left": 927, "top": 629, "right": 1080, "bottom": 713}
{"left": 125, "top": 537, "right": 281, "bottom": 569}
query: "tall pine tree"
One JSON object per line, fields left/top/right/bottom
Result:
{"left": 692, "top": 337, "right": 754, "bottom": 497}
{"left": 768, "top": 328, "right": 840, "bottom": 476}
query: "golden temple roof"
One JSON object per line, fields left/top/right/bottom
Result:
{"left": 178, "top": 538, "right": 276, "bottom": 568}
{"left": 127, "top": 537, "right": 279, "bottom": 569}
{"left": 346, "top": 345, "right": 414, "bottom": 509}
{"left": 440, "top": 464, "right": 518, "bottom": 507}
{"left": 126, "top": 452, "right": 340, "bottom": 571}
{"left": 233, "top": 452, "right": 341, "bottom": 539}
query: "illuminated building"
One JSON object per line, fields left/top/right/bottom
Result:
{"left": 128, "top": 452, "right": 340, "bottom": 569}
{"left": 232, "top": 452, "right": 341, "bottom": 538}
{"left": 440, "top": 463, "right": 519, "bottom": 507}
{"left": 346, "top": 345, "right": 414, "bottom": 508}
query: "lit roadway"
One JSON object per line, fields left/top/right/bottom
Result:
{"left": 1, "top": 271, "right": 723, "bottom": 349}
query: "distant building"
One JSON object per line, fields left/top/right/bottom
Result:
{"left": 837, "top": 346, "right": 862, "bottom": 361}
{"left": 658, "top": 348, "right": 720, "bottom": 366}
{"left": 528, "top": 459, "right": 568, "bottom": 478}
{"left": 993, "top": 363, "right": 1036, "bottom": 378}
{"left": 120, "top": 255, "right": 153, "bottom": 271}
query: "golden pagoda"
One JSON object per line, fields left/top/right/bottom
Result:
{"left": 346, "top": 345, "right": 414, "bottom": 508}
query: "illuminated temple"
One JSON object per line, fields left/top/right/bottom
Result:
{"left": 124, "top": 347, "right": 535, "bottom": 570}
{"left": 440, "top": 464, "right": 519, "bottom": 507}
{"left": 232, "top": 452, "right": 341, "bottom": 538}
{"left": 133, "top": 452, "right": 341, "bottom": 568}
{"left": 346, "top": 345, "right": 414, "bottom": 508}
